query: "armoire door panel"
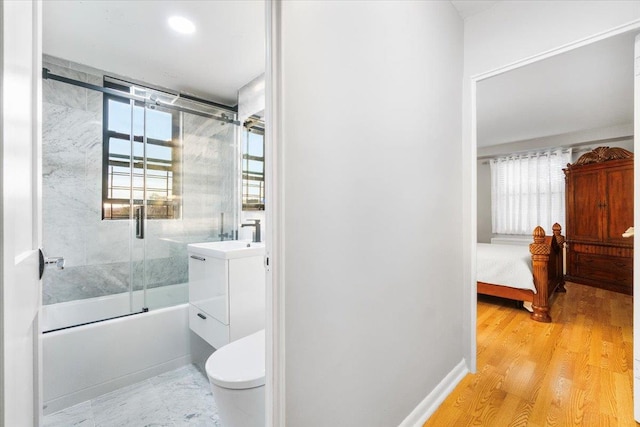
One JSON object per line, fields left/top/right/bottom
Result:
{"left": 568, "top": 171, "right": 602, "bottom": 242}
{"left": 604, "top": 167, "right": 634, "bottom": 245}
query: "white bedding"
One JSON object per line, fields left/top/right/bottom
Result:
{"left": 477, "top": 243, "right": 536, "bottom": 293}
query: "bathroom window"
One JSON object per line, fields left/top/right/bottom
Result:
{"left": 102, "top": 80, "right": 182, "bottom": 220}
{"left": 242, "top": 118, "right": 265, "bottom": 210}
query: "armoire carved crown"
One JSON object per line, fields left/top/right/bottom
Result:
{"left": 565, "top": 146, "right": 633, "bottom": 169}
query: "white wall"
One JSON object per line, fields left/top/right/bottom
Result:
{"left": 279, "top": 1, "right": 464, "bottom": 425}
{"left": 461, "top": 0, "right": 640, "bottom": 369}
{"left": 238, "top": 73, "right": 265, "bottom": 123}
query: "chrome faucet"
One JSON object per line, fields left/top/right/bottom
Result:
{"left": 241, "top": 219, "right": 261, "bottom": 243}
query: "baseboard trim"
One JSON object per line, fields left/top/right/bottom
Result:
{"left": 398, "top": 358, "right": 469, "bottom": 427}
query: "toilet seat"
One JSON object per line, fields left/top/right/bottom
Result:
{"left": 205, "top": 329, "right": 265, "bottom": 390}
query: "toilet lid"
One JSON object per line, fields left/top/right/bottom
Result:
{"left": 206, "top": 329, "right": 265, "bottom": 389}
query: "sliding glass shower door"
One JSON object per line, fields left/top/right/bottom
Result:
{"left": 102, "top": 87, "right": 177, "bottom": 316}
{"left": 41, "top": 57, "right": 239, "bottom": 332}
{"left": 137, "top": 94, "right": 240, "bottom": 313}
{"left": 42, "top": 72, "right": 142, "bottom": 330}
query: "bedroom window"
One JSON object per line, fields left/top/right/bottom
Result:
{"left": 490, "top": 148, "right": 571, "bottom": 235}
{"left": 102, "top": 79, "right": 182, "bottom": 220}
{"left": 242, "top": 117, "right": 265, "bottom": 211}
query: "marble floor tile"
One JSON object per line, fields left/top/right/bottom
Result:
{"left": 43, "top": 364, "right": 219, "bottom": 427}
{"left": 92, "top": 379, "right": 174, "bottom": 427}
{"left": 42, "top": 400, "right": 94, "bottom": 427}
{"left": 160, "top": 367, "right": 220, "bottom": 426}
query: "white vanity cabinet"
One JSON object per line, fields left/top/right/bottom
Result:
{"left": 187, "top": 241, "right": 265, "bottom": 349}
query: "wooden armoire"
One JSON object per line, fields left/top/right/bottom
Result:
{"left": 564, "top": 146, "right": 634, "bottom": 295}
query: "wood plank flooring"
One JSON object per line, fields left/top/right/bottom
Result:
{"left": 423, "top": 282, "right": 637, "bottom": 426}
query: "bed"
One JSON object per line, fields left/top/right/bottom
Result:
{"left": 477, "top": 223, "right": 566, "bottom": 323}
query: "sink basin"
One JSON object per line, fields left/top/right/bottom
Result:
{"left": 188, "top": 240, "right": 265, "bottom": 260}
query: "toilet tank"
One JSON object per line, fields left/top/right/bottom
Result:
{"left": 187, "top": 241, "right": 266, "bottom": 349}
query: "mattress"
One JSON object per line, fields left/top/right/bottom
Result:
{"left": 477, "top": 243, "right": 536, "bottom": 293}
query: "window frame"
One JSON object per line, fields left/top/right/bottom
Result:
{"left": 101, "top": 80, "right": 182, "bottom": 220}
{"left": 242, "top": 118, "right": 265, "bottom": 211}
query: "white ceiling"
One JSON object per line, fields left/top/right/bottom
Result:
{"left": 43, "top": 0, "right": 265, "bottom": 106}
{"left": 477, "top": 30, "right": 636, "bottom": 148}
{"left": 450, "top": 1, "right": 500, "bottom": 19}
{"left": 44, "top": 1, "right": 635, "bottom": 144}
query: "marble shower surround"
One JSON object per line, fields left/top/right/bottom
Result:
{"left": 43, "top": 55, "right": 237, "bottom": 305}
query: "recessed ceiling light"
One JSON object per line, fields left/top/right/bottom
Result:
{"left": 168, "top": 16, "right": 196, "bottom": 35}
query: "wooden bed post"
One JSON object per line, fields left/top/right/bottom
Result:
{"left": 552, "top": 223, "right": 567, "bottom": 293}
{"left": 530, "top": 226, "right": 552, "bottom": 323}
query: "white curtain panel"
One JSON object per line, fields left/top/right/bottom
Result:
{"left": 490, "top": 148, "right": 572, "bottom": 235}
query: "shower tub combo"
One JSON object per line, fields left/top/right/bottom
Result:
{"left": 41, "top": 56, "right": 242, "bottom": 414}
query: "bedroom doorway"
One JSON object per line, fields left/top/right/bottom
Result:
{"left": 472, "top": 25, "right": 640, "bottom": 421}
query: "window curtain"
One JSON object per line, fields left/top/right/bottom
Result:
{"left": 490, "top": 148, "right": 572, "bottom": 235}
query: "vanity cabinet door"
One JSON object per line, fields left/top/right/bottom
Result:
{"left": 188, "top": 253, "right": 229, "bottom": 324}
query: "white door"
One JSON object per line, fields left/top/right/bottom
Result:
{"left": 1, "top": 1, "right": 42, "bottom": 426}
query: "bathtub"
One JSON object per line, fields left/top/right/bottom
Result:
{"left": 42, "top": 284, "right": 192, "bottom": 415}
{"left": 42, "top": 283, "right": 189, "bottom": 332}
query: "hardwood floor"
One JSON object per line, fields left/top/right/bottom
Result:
{"left": 423, "top": 282, "right": 637, "bottom": 426}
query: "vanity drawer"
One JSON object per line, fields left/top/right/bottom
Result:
{"left": 189, "top": 304, "right": 229, "bottom": 349}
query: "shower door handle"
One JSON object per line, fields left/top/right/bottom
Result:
{"left": 135, "top": 205, "right": 144, "bottom": 239}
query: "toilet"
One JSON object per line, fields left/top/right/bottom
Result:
{"left": 205, "top": 329, "right": 265, "bottom": 427}
{"left": 188, "top": 241, "right": 266, "bottom": 426}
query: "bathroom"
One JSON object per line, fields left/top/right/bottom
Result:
{"left": 41, "top": 1, "right": 266, "bottom": 426}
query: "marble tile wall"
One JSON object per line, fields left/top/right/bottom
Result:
{"left": 43, "top": 55, "right": 237, "bottom": 305}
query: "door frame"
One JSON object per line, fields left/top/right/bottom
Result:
{"left": 265, "top": 1, "right": 285, "bottom": 425}
{"left": 4, "top": 0, "right": 280, "bottom": 425}
{"left": 468, "top": 18, "right": 640, "bottom": 417}
{"left": 634, "top": 32, "right": 640, "bottom": 421}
